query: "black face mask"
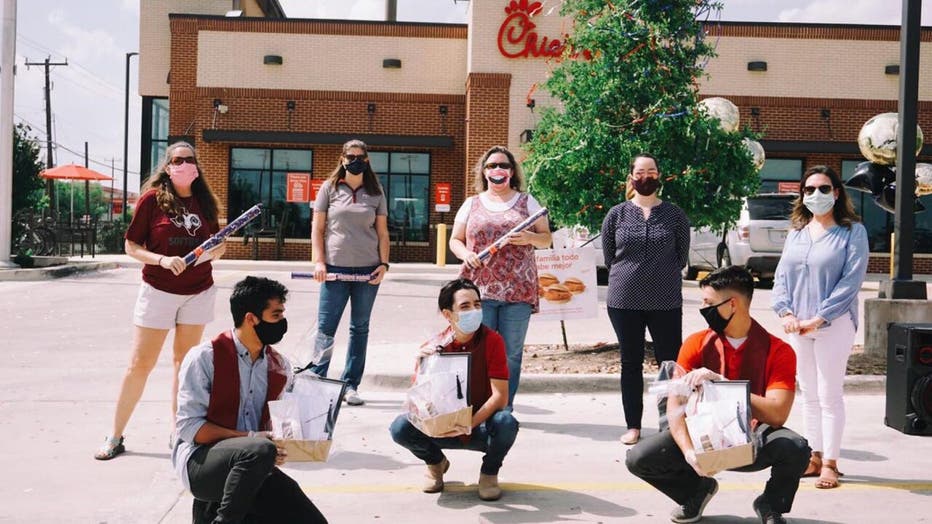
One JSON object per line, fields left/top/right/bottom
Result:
{"left": 344, "top": 159, "right": 367, "bottom": 175}
{"left": 255, "top": 317, "right": 288, "bottom": 346}
{"left": 699, "top": 298, "right": 733, "bottom": 334}
{"left": 632, "top": 177, "right": 660, "bottom": 196}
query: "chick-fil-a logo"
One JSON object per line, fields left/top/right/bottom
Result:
{"left": 497, "top": 0, "right": 590, "bottom": 60}
{"left": 498, "top": 0, "right": 562, "bottom": 58}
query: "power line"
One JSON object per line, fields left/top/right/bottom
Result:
{"left": 13, "top": 113, "right": 140, "bottom": 176}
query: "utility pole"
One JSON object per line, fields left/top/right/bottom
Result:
{"left": 1, "top": 0, "right": 17, "bottom": 266}
{"left": 123, "top": 51, "right": 137, "bottom": 223}
{"left": 25, "top": 55, "right": 67, "bottom": 217}
{"left": 109, "top": 157, "right": 115, "bottom": 221}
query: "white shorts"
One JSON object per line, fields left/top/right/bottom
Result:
{"left": 133, "top": 282, "right": 217, "bottom": 330}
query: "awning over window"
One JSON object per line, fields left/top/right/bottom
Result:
{"left": 203, "top": 130, "right": 454, "bottom": 148}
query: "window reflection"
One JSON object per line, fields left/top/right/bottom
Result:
{"left": 229, "top": 148, "right": 313, "bottom": 239}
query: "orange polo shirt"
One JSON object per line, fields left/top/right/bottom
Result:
{"left": 676, "top": 328, "right": 797, "bottom": 392}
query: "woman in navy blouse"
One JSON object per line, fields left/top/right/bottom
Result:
{"left": 601, "top": 153, "right": 690, "bottom": 446}
{"left": 772, "top": 165, "right": 869, "bottom": 490}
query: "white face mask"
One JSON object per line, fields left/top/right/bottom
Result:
{"left": 803, "top": 191, "right": 836, "bottom": 216}
{"left": 454, "top": 309, "right": 483, "bottom": 335}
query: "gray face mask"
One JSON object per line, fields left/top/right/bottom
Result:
{"left": 803, "top": 191, "right": 835, "bottom": 216}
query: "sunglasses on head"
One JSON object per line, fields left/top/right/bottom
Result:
{"left": 170, "top": 156, "right": 196, "bottom": 166}
{"left": 344, "top": 154, "right": 367, "bottom": 162}
{"left": 803, "top": 184, "right": 833, "bottom": 196}
{"left": 484, "top": 162, "right": 513, "bottom": 170}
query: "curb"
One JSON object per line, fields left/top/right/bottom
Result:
{"left": 0, "top": 261, "right": 119, "bottom": 282}
{"left": 361, "top": 372, "right": 886, "bottom": 393}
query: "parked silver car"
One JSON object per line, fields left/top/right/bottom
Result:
{"left": 685, "top": 193, "right": 796, "bottom": 285}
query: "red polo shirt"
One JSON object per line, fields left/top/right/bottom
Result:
{"left": 440, "top": 325, "right": 509, "bottom": 412}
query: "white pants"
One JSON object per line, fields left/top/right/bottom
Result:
{"left": 789, "top": 315, "right": 856, "bottom": 461}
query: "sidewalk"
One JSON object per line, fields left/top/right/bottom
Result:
{"left": 19, "top": 257, "right": 910, "bottom": 393}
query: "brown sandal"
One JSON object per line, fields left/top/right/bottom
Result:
{"left": 815, "top": 464, "right": 841, "bottom": 489}
{"left": 802, "top": 456, "right": 822, "bottom": 478}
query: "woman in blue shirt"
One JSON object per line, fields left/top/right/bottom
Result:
{"left": 772, "top": 165, "right": 869, "bottom": 490}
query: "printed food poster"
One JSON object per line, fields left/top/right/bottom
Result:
{"left": 533, "top": 248, "right": 598, "bottom": 321}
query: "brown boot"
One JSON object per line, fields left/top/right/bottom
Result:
{"left": 478, "top": 473, "right": 502, "bottom": 501}
{"left": 423, "top": 457, "right": 450, "bottom": 493}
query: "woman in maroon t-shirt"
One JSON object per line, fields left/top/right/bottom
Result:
{"left": 95, "top": 141, "right": 223, "bottom": 460}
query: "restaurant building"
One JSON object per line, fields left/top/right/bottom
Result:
{"left": 138, "top": 0, "right": 932, "bottom": 272}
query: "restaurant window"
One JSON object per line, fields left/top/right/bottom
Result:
{"left": 370, "top": 152, "right": 431, "bottom": 243}
{"left": 758, "top": 158, "right": 804, "bottom": 193}
{"left": 229, "top": 148, "right": 313, "bottom": 239}
{"left": 140, "top": 97, "right": 169, "bottom": 180}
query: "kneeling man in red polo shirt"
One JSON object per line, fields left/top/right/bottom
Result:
{"left": 626, "top": 266, "right": 810, "bottom": 524}
{"left": 390, "top": 278, "right": 519, "bottom": 501}
{"left": 172, "top": 276, "right": 327, "bottom": 523}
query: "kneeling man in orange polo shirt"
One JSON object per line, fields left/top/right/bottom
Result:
{"left": 626, "top": 266, "right": 810, "bottom": 524}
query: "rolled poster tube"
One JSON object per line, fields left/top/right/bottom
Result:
{"left": 182, "top": 204, "right": 262, "bottom": 266}
{"left": 291, "top": 272, "right": 374, "bottom": 282}
{"left": 476, "top": 207, "right": 549, "bottom": 261}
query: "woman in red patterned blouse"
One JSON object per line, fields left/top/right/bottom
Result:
{"left": 449, "top": 146, "right": 552, "bottom": 408}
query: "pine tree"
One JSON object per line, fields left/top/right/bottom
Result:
{"left": 525, "top": 0, "right": 760, "bottom": 233}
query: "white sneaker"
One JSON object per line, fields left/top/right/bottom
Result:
{"left": 344, "top": 388, "right": 365, "bottom": 406}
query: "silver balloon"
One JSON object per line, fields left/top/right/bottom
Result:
{"left": 916, "top": 162, "right": 932, "bottom": 197}
{"left": 699, "top": 97, "right": 740, "bottom": 133}
{"left": 742, "top": 138, "right": 765, "bottom": 171}
{"left": 857, "top": 112, "right": 924, "bottom": 166}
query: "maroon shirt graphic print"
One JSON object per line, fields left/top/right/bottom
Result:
{"left": 126, "top": 190, "right": 219, "bottom": 295}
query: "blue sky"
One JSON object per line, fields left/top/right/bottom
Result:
{"left": 8, "top": 0, "right": 932, "bottom": 193}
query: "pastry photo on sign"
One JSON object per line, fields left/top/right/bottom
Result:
{"left": 538, "top": 273, "right": 586, "bottom": 303}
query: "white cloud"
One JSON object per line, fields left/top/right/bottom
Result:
{"left": 47, "top": 9, "right": 121, "bottom": 63}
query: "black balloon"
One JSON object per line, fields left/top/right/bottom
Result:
{"left": 875, "top": 182, "right": 927, "bottom": 213}
{"left": 847, "top": 161, "right": 895, "bottom": 195}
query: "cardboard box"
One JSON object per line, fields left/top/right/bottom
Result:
{"left": 695, "top": 441, "right": 755, "bottom": 472}
{"left": 274, "top": 439, "right": 332, "bottom": 462}
{"left": 409, "top": 405, "right": 473, "bottom": 438}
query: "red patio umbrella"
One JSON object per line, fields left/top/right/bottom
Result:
{"left": 40, "top": 164, "right": 113, "bottom": 222}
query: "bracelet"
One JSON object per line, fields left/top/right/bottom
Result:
{"left": 158, "top": 256, "right": 164, "bottom": 267}
{"left": 380, "top": 262, "right": 390, "bottom": 271}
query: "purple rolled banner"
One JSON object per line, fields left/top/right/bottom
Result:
{"left": 476, "top": 207, "right": 549, "bottom": 261}
{"left": 182, "top": 204, "right": 263, "bottom": 266}
{"left": 291, "top": 272, "right": 374, "bottom": 282}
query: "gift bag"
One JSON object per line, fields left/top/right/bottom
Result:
{"left": 268, "top": 374, "right": 347, "bottom": 462}
{"left": 405, "top": 352, "right": 472, "bottom": 437}
{"left": 684, "top": 380, "right": 756, "bottom": 472}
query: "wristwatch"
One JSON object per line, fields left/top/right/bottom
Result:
{"left": 380, "top": 262, "right": 390, "bottom": 271}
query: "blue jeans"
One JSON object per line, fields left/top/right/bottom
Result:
{"left": 309, "top": 264, "right": 380, "bottom": 390}
{"left": 389, "top": 411, "right": 519, "bottom": 475}
{"left": 481, "top": 300, "right": 532, "bottom": 407}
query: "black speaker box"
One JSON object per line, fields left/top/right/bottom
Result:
{"left": 885, "top": 323, "right": 932, "bottom": 435}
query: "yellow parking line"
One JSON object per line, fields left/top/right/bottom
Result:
{"left": 300, "top": 481, "right": 932, "bottom": 494}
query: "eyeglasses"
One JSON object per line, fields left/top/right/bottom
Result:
{"left": 344, "top": 154, "right": 367, "bottom": 162}
{"left": 803, "top": 184, "right": 833, "bottom": 196}
{"left": 484, "top": 162, "right": 513, "bottom": 170}
{"left": 170, "top": 156, "right": 196, "bottom": 166}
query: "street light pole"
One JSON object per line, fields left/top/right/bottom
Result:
{"left": 122, "top": 51, "right": 138, "bottom": 224}
{"left": 882, "top": 0, "right": 927, "bottom": 300}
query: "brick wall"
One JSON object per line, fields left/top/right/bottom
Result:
{"left": 170, "top": 19, "right": 467, "bottom": 263}
{"left": 465, "top": 72, "right": 512, "bottom": 196}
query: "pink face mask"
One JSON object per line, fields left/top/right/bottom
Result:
{"left": 169, "top": 162, "right": 199, "bottom": 189}
{"left": 486, "top": 168, "right": 511, "bottom": 190}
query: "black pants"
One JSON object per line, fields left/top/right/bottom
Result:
{"left": 607, "top": 307, "right": 682, "bottom": 429}
{"left": 625, "top": 425, "right": 811, "bottom": 514}
{"left": 187, "top": 437, "right": 327, "bottom": 524}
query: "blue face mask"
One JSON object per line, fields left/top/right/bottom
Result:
{"left": 455, "top": 309, "right": 483, "bottom": 334}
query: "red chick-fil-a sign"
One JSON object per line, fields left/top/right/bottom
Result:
{"left": 497, "top": 0, "right": 591, "bottom": 60}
